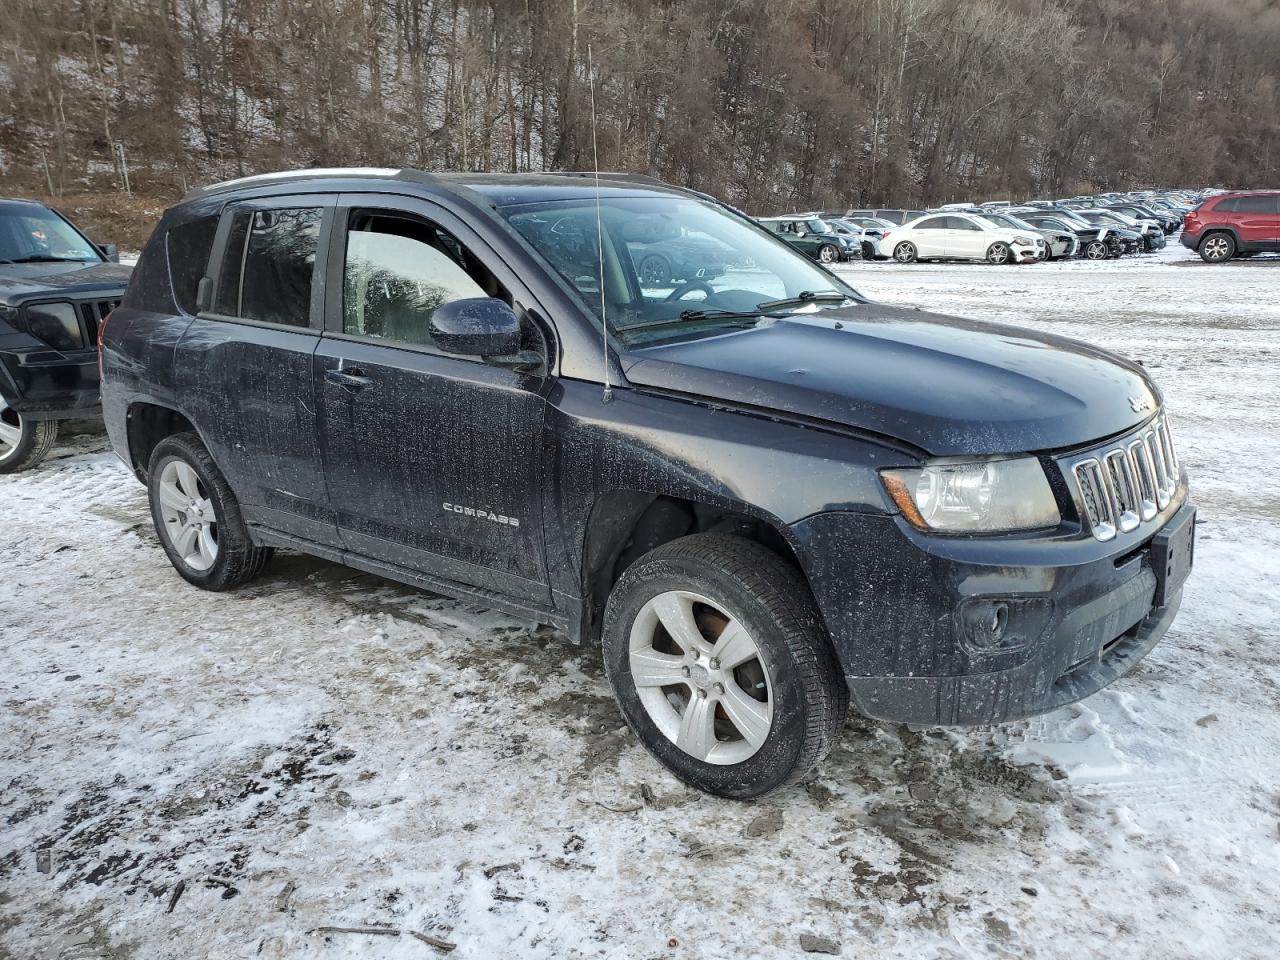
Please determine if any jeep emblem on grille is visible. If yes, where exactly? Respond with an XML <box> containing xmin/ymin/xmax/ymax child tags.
<box><xmin>1128</xmin><ymin>395</ymin><xmax>1152</xmax><ymax>413</ymax></box>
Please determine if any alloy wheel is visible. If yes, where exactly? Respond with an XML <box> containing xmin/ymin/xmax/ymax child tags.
<box><xmin>0</xmin><ymin>397</ymin><xmax>21</xmax><ymax>461</ymax></box>
<box><xmin>1086</xmin><ymin>240</ymin><xmax>1107</xmax><ymax>260</ymax></box>
<box><xmin>894</xmin><ymin>242</ymin><xmax>916</xmax><ymax>264</ymax></box>
<box><xmin>1202</xmin><ymin>236</ymin><xmax>1231</xmax><ymax>261</ymax></box>
<box><xmin>639</xmin><ymin>256</ymin><xmax>670</xmax><ymax>285</ymax></box>
<box><xmin>628</xmin><ymin>590</ymin><xmax>774</xmax><ymax>765</ymax></box>
<box><xmin>987</xmin><ymin>243</ymin><xmax>1010</xmax><ymax>264</ymax></box>
<box><xmin>819</xmin><ymin>244</ymin><xmax>837</xmax><ymax>263</ymax></box>
<box><xmin>156</xmin><ymin>459</ymin><xmax>220</xmax><ymax>571</ymax></box>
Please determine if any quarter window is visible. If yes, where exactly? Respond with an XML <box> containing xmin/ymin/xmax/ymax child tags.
<box><xmin>342</xmin><ymin>212</ymin><xmax>503</xmax><ymax>349</ymax></box>
<box><xmin>213</xmin><ymin>207</ymin><xmax>322</xmax><ymax>327</ymax></box>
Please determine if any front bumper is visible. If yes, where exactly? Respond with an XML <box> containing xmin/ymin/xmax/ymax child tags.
<box><xmin>790</xmin><ymin>499</ymin><xmax>1194</xmax><ymax>726</ymax></box>
<box><xmin>0</xmin><ymin>348</ymin><xmax>102</xmax><ymax>420</ymax></box>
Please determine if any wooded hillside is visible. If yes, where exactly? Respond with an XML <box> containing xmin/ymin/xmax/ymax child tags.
<box><xmin>3</xmin><ymin>0</ymin><xmax>1278</xmax><ymax>216</ymax></box>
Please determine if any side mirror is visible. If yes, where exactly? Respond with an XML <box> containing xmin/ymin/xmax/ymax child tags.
<box><xmin>430</xmin><ymin>297</ymin><xmax>521</xmax><ymax>357</ymax></box>
<box><xmin>98</xmin><ymin>243</ymin><xmax>120</xmax><ymax>262</ymax></box>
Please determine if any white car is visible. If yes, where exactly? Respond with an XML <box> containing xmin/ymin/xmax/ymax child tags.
<box><xmin>877</xmin><ymin>212</ymin><xmax>1045</xmax><ymax>264</ymax></box>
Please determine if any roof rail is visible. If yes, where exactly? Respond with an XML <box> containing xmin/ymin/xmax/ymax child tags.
<box><xmin>182</xmin><ymin>167</ymin><xmax>439</xmax><ymax>202</ymax></box>
<box><xmin>549</xmin><ymin>171</ymin><xmax>670</xmax><ymax>185</ymax></box>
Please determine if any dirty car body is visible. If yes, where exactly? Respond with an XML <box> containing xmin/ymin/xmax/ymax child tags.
<box><xmin>101</xmin><ymin>169</ymin><xmax>1193</xmax><ymax>793</ymax></box>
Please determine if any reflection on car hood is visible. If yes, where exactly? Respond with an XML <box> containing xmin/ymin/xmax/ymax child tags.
<box><xmin>621</xmin><ymin>304</ymin><xmax>1159</xmax><ymax>456</ymax></box>
<box><xmin>0</xmin><ymin>261</ymin><xmax>132</xmax><ymax>304</ymax></box>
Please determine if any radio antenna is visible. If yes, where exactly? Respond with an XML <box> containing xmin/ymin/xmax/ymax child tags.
<box><xmin>588</xmin><ymin>42</ymin><xmax>612</xmax><ymax>403</ymax></box>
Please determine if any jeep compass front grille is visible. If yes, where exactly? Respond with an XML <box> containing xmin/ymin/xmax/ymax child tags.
<box><xmin>1071</xmin><ymin>416</ymin><xmax>1179</xmax><ymax>542</ymax></box>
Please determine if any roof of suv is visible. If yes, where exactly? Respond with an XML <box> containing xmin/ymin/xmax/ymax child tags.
<box><xmin>182</xmin><ymin>168</ymin><xmax>693</xmax><ymax>205</ymax></box>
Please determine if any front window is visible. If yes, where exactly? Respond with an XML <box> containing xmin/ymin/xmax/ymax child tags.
<box><xmin>0</xmin><ymin>204</ymin><xmax>101</xmax><ymax>263</ymax></box>
<box><xmin>342</xmin><ymin>211</ymin><xmax>504</xmax><ymax>350</ymax></box>
<box><xmin>500</xmin><ymin>196</ymin><xmax>857</xmax><ymax>342</ymax></box>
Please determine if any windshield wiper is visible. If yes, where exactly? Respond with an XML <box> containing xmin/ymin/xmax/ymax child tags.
<box><xmin>622</xmin><ymin>309</ymin><xmax>764</xmax><ymax>334</ymax></box>
<box><xmin>754</xmin><ymin>291</ymin><xmax>851</xmax><ymax>312</ymax></box>
<box><xmin>9</xmin><ymin>255</ymin><xmax>94</xmax><ymax>264</ymax></box>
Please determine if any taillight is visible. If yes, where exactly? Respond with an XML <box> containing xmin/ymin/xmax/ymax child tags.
<box><xmin>97</xmin><ymin>310</ymin><xmax>112</xmax><ymax>380</ymax></box>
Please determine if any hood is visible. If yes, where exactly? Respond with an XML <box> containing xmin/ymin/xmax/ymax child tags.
<box><xmin>0</xmin><ymin>261</ymin><xmax>133</xmax><ymax>304</ymax></box>
<box><xmin>621</xmin><ymin>304</ymin><xmax>1159</xmax><ymax>456</ymax></box>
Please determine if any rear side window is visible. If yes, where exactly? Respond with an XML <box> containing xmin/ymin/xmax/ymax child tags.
<box><xmin>167</xmin><ymin>215</ymin><xmax>219</xmax><ymax>315</ymax></box>
<box><xmin>915</xmin><ymin>217</ymin><xmax>947</xmax><ymax>230</ymax></box>
<box><xmin>214</xmin><ymin>207</ymin><xmax>323</xmax><ymax>327</ymax></box>
<box><xmin>1213</xmin><ymin>197</ymin><xmax>1240</xmax><ymax>213</ymax></box>
<box><xmin>1233</xmin><ymin>195</ymin><xmax>1278</xmax><ymax>213</ymax></box>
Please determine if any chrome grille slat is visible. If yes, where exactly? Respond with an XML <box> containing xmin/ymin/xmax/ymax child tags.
<box><xmin>1067</xmin><ymin>414</ymin><xmax>1180</xmax><ymax>542</ymax></box>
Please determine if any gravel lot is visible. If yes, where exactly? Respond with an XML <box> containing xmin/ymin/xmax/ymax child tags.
<box><xmin>3</xmin><ymin>245</ymin><xmax>1278</xmax><ymax>960</ymax></box>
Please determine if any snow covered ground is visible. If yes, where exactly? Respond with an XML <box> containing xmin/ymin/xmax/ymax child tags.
<box><xmin>3</xmin><ymin>245</ymin><xmax>1278</xmax><ymax>959</ymax></box>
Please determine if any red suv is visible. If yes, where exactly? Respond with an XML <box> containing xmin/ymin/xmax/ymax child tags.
<box><xmin>1181</xmin><ymin>191</ymin><xmax>1280</xmax><ymax>262</ymax></box>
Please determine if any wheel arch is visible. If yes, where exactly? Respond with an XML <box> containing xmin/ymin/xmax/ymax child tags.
<box><xmin>125</xmin><ymin>401</ymin><xmax>198</xmax><ymax>482</ymax></box>
<box><xmin>578</xmin><ymin>490</ymin><xmax>807</xmax><ymax>643</ymax></box>
<box><xmin>1197</xmin><ymin>225</ymin><xmax>1241</xmax><ymax>248</ymax></box>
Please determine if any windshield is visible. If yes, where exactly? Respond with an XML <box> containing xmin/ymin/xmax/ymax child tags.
<box><xmin>500</xmin><ymin>196</ymin><xmax>856</xmax><ymax>342</ymax></box>
<box><xmin>0</xmin><ymin>205</ymin><xmax>102</xmax><ymax>263</ymax></box>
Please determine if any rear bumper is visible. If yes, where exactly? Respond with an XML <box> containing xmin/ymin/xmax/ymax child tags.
<box><xmin>790</xmin><ymin>499</ymin><xmax>1194</xmax><ymax>726</ymax></box>
<box><xmin>0</xmin><ymin>349</ymin><xmax>101</xmax><ymax>420</ymax></box>
<box><xmin>1180</xmin><ymin>230</ymin><xmax>1200</xmax><ymax>250</ymax></box>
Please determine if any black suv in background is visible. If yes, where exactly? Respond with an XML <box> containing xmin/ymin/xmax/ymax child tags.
<box><xmin>101</xmin><ymin>170</ymin><xmax>1194</xmax><ymax>798</ymax></box>
<box><xmin>0</xmin><ymin>199</ymin><xmax>129</xmax><ymax>472</ymax></box>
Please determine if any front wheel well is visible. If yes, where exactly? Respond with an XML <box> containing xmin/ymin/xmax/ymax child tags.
<box><xmin>580</xmin><ymin>492</ymin><xmax>804</xmax><ymax>642</ymax></box>
<box><xmin>126</xmin><ymin>402</ymin><xmax>196</xmax><ymax>481</ymax></box>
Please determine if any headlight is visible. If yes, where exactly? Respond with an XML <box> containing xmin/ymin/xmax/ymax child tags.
<box><xmin>0</xmin><ymin>304</ymin><xmax>21</xmax><ymax>331</ymax></box>
<box><xmin>881</xmin><ymin>459</ymin><xmax>1060</xmax><ymax>533</ymax></box>
<box><xmin>1013</xmin><ymin>235</ymin><xmax>1035</xmax><ymax>245</ymax></box>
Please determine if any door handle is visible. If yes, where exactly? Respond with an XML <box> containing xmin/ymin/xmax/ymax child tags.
<box><xmin>325</xmin><ymin>367</ymin><xmax>372</xmax><ymax>390</ymax></box>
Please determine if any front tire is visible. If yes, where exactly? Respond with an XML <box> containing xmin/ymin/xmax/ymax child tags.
<box><xmin>0</xmin><ymin>399</ymin><xmax>57</xmax><ymax>474</ymax></box>
<box><xmin>1199</xmin><ymin>232</ymin><xmax>1235</xmax><ymax>263</ymax></box>
<box><xmin>817</xmin><ymin>244</ymin><xmax>839</xmax><ymax>264</ymax></box>
<box><xmin>147</xmin><ymin>432</ymin><xmax>273</xmax><ymax>590</ymax></box>
<box><xmin>602</xmin><ymin>534</ymin><xmax>848</xmax><ymax>799</ymax></box>
<box><xmin>1084</xmin><ymin>239</ymin><xmax>1108</xmax><ymax>261</ymax></box>
<box><xmin>986</xmin><ymin>242</ymin><xmax>1011</xmax><ymax>265</ymax></box>
<box><xmin>893</xmin><ymin>241</ymin><xmax>917</xmax><ymax>264</ymax></box>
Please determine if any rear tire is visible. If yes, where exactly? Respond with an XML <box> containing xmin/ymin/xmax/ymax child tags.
<box><xmin>147</xmin><ymin>432</ymin><xmax>273</xmax><ymax>590</ymax></box>
<box><xmin>893</xmin><ymin>242</ymin><xmax>917</xmax><ymax>264</ymax></box>
<box><xmin>0</xmin><ymin>401</ymin><xmax>57</xmax><ymax>474</ymax></box>
<box><xmin>1199</xmin><ymin>232</ymin><xmax>1235</xmax><ymax>263</ymax></box>
<box><xmin>602</xmin><ymin>534</ymin><xmax>848</xmax><ymax>799</ymax></box>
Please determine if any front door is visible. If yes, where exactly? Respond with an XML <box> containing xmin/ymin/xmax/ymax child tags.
<box><xmin>945</xmin><ymin>216</ymin><xmax>988</xmax><ymax>259</ymax></box>
<box><xmin>314</xmin><ymin>194</ymin><xmax>552</xmax><ymax>605</ymax></box>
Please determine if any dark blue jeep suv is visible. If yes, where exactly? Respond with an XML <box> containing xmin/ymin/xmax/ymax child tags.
<box><xmin>100</xmin><ymin>169</ymin><xmax>1195</xmax><ymax>797</ymax></box>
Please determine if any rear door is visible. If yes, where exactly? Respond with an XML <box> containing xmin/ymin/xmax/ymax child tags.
<box><xmin>1234</xmin><ymin>195</ymin><xmax>1280</xmax><ymax>248</ymax></box>
<box><xmin>313</xmin><ymin>193</ymin><xmax>553</xmax><ymax>605</ymax></box>
<box><xmin>178</xmin><ymin>195</ymin><xmax>339</xmax><ymax>545</ymax></box>
<box><xmin>908</xmin><ymin>216</ymin><xmax>950</xmax><ymax>257</ymax></box>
